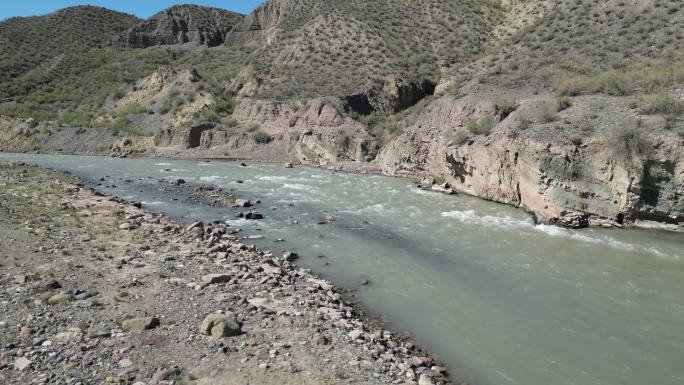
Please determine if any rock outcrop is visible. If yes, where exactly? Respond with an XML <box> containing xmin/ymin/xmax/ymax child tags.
<box><xmin>378</xmin><ymin>95</ymin><xmax>684</xmax><ymax>227</ymax></box>
<box><xmin>224</xmin><ymin>0</ymin><xmax>286</xmax><ymax>44</ymax></box>
<box><xmin>117</xmin><ymin>5</ymin><xmax>244</xmax><ymax>48</ymax></box>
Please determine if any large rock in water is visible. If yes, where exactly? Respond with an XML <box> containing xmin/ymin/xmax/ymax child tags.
<box><xmin>199</xmin><ymin>313</ymin><xmax>241</xmax><ymax>339</ymax></box>
<box><xmin>116</xmin><ymin>5</ymin><xmax>244</xmax><ymax>48</ymax></box>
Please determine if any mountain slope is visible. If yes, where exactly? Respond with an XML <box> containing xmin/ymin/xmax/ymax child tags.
<box><xmin>0</xmin><ymin>6</ymin><xmax>140</xmax><ymax>88</ymax></box>
<box><xmin>231</xmin><ymin>0</ymin><xmax>504</xmax><ymax>113</ymax></box>
<box><xmin>460</xmin><ymin>0</ymin><xmax>684</xmax><ymax>94</ymax></box>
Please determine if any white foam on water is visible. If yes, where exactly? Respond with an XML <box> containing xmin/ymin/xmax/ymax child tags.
<box><xmin>155</xmin><ymin>163</ymin><xmax>173</xmax><ymax>166</ymax></box>
<box><xmin>257</xmin><ymin>175</ymin><xmax>312</xmax><ymax>184</ymax></box>
<box><xmin>282</xmin><ymin>183</ymin><xmax>311</xmax><ymax>191</ymax></box>
<box><xmin>441</xmin><ymin>210</ymin><xmax>534</xmax><ymax>230</ymax></box>
<box><xmin>409</xmin><ymin>185</ymin><xmax>448</xmax><ymax>197</ymax></box>
<box><xmin>199</xmin><ymin>175</ymin><xmax>223</xmax><ymax>182</ymax></box>
<box><xmin>441</xmin><ymin>210</ymin><xmax>674</xmax><ymax>258</ymax></box>
<box><xmin>142</xmin><ymin>201</ymin><xmax>166</xmax><ymax>205</ymax></box>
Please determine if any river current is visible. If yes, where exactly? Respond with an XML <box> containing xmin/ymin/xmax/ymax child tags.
<box><xmin>2</xmin><ymin>153</ymin><xmax>683</xmax><ymax>385</ymax></box>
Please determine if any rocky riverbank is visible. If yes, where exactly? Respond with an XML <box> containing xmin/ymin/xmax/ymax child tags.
<box><xmin>0</xmin><ymin>161</ymin><xmax>453</xmax><ymax>385</ymax></box>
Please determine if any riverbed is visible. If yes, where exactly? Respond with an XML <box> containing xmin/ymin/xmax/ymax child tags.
<box><xmin>2</xmin><ymin>153</ymin><xmax>683</xmax><ymax>385</ymax></box>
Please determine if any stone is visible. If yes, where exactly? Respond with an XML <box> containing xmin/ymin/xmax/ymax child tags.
<box><xmin>19</xmin><ymin>327</ymin><xmax>34</xmax><ymax>338</ymax></box>
<box><xmin>14</xmin><ymin>275</ymin><xmax>26</xmax><ymax>284</ymax></box>
<box><xmin>119</xmin><ymin>223</ymin><xmax>132</xmax><ymax>230</ymax></box>
<box><xmin>152</xmin><ymin>368</ymin><xmax>181</xmax><ymax>382</ymax></box>
<box><xmin>312</xmin><ymin>335</ymin><xmax>328</xmax><ymax>346</ymax></box>
<box><xmin>418</xmin><ymin>374</ymin><xmax>435</xmax><ymax>385</ymax></box>
<box><xmin>54</xmin><ymin>331</ymin><xmax>82</xmax><ymax>341</ymax></box>
<box><xmin>48</xmin><ymin>293</ymin><xmax>73</xmax><ymax>304</ymax></box>
<box><xmin>201</xmin><ymin>273</ymin><xmax>231</xmax><ymax>285</ymax></box>
<box><xmin>184</xmin><ymin>221</ymin><xmax>203</xmax><ymax>232</ymax></box>
<box><xmin>44</xmin><ymin>280</ymin><xmax>62</xmax><ymax>290</ymax></box>
<box><xmin>283</xmin><ymin>251</ymin><xmax>299</xmax><ymax>261</ymax></box>
<box><xmin>121</xmin><ymin>317</ymin><xmax>160</xmax><ymax>332</ymax></box>
<box><xmin>559</xmin><ymin>211</ymin><xmax>589</xmax><ymax>228</ymax></box>
<box><xmin>409</xmin><ymin>356</ymin><xmax>424</xmax><ymax>367</ymax></box>
<box><xmin>244</xmin><ymin>212</ymin><xmax>263</xmax><ymax>220</ymax></box>
<box><xmin>14</xmin><ymin>357</ymin><xmax>31</xmax><ymax>370</ymax></box>
<box><xmin>199</xmin><ymin>313</ymin><xmax>241</xmax><ymax>339</ymax></box>
<box><xmin>234</xmin><ymin>199</ymin><xmax>252</xmax><ymax>207</ymax></box>
<box><xmin>284</xmin><ymin>162</ymin><xmax>294</xmax><ymax>168</ymax></box>
<box><xmin>118</xmin><ymin>358</ymin><xmax>133</xmax><ymax>367</ymax></box>
<box><xmin>348</xmin><ymin>329</ymin><xmax>363</xmax><ymax>340</ymax></box>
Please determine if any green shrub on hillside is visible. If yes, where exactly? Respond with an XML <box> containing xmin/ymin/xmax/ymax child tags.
<box><xmin>251</xmin><ymin>130</ymin><xmax>270</xmax><ymax>144</ymax></box>
<box><xmin>637</xmin><ymin>93</ymin><xmax>684</xmax><ymax>116</ymax></box>
<box><xmin>493</xmin><ymin>98</ymin><xmax>517</xmax><ymax>119</ymax></box>
<box><xmin>605</xmin><ymin>123</ymin><xmax>653</xmax><ymax>161</ymax></box>
<box><xmin>466</xmin><ymin>114</ymin><xmax>495</xmax><ymax>135</ymax></box>
<box><xmin>452</xmin><ymin>130</ymin><xmax>471</xmax><ymax>144</ymax></box>
<box><xmin>556</xmin><ymin>96</ymin><xmax>572</xmax><ymax>111</ymax></box>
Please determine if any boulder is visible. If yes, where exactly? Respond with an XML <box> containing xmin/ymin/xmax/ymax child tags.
<box><xmin>121</xmin><ymin>317</ymin><xmax>160</xmax><ymax>332</ymax></box>
<box><xmin>244</xmin><ymin>212</ymin><xmax>263</xmax><ymax>220</ymax></box>
<box><xmin>184</xmin><ymin>221</ymin><xmax>203</xmax><ymax>232</ymax></box>
<box><xmin>431</xmin><ymin>182</ymin><xmax>456</xmax><ymax>195</ymax></box>
<box><xmin>199</xmin><ymin>313</ymin><xmax>241</xmax><ymax>339</ymax></box>
<box><xmin>418</xmin><ymin>374</ymin><xmax>435</xmax><ymax>385</ymax></box>
<box><xmin>348</xmin><ymin>329</ymin><xmax>363</xmax><ymax>340</ymax></box>
<box><xmin>559</xmin><ymin>211</ymin><xmax>589</xmax><ymax>228</ymax></box>
<box><xmin>48</xmin><ymin>294</ymin><xmax>73</xmax><ymax>304</ymax></box>
<box><xmin>201</xmin><ymin>273</ymin><xmax>232</xmax><ymax>285</ymax></box>
<box><xmin>14</xmin><ymin>357</ymin><xmax>31</xmax><ymax>371</ymax></box>
<box><xmin>234</xmin><ymin>199</ymin><xmax>252</xmax><ymax>207</ymax></box>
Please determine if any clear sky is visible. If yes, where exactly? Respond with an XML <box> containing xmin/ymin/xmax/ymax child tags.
<box><xmin>0</xmin><ymin>1</ymin><xmax>265</xmax><ymax>21</ymax></box>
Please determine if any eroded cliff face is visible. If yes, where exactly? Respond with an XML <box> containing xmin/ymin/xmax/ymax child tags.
<box><xmin>117</xmin><ymin>5</ymin><xmax>244</xmax><ymax>48</ymax></box>
<box><xmin>378</xmin><ymin>96</ymin><xmax>684</xmax><ymax>227</ymax></box>
<box><xmin>231</xmin><ymin>97</ymin><xmax>378</xmax><ymax>163</ymax></box>
<box><xmin>147</xmin><ymin>97</ymin><xmax>378</xmax><ymax>163</ymax></box>
<box><xmin>224</xmin><ymin>0</ymin><xmax>286</xmax><ymax>45</ymax></box>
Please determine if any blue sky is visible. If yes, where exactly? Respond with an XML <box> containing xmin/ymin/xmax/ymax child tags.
<box><xmin>0</xmin><ymin>1</ymin><xmax>265</xmax><ymax>21</ymax></box>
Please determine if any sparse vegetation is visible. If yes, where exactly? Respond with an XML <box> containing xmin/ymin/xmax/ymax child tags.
<box><xmin>452</xmin><ymin>130</ymin><xmax>471</xmax><ymax>145</ymax></box>
<box><xmin>605</xmin><ymin>122</ymin><xmax>653</xmax><ymax>161</ymax></box>
<box><xmin>251</xmin><ymin>130</ymin><xmax>271</xmax><ymax>144</ymax></box>
<box><xmin>466</xmin><ymin>115</ymin><xmax>496</xmax><ymax>135</ymax></box>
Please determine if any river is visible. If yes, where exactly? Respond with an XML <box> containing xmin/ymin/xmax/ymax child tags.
<box><xmin>2</xmin><ymin>153</ymin><xmax>683</xmax><ymax>385</ymax></box>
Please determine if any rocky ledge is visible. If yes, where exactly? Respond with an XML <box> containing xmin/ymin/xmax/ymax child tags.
<box><xmin>0</xmin><ymin>161</ymin><xmax>453</xmax><ymax>385</ymax></box>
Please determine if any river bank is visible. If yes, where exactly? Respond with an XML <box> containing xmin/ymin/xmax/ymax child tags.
<box><xmin>0</xmin><ymin>161</ymin><xmax>452</xmax><ymax>385</ymax></box>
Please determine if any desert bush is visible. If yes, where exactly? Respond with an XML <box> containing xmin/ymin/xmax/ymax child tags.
<box><xmin>335</xmin><ymin>132</ymin><xmax>351</xmax><ymax>150</ymax></box>
<box><xmin>637</xmin><ymin>93</ymin><xmax>684</xmax><ymax>116</ymax></box>
<box><xmin>554</xmin><ymin>77</ymin><xmax>589</xmax><ymax>96</ymax></box>
<box><xmin>556</xmin><ymin>96</ymin><xmax>572</xmax><ymax>111</ymax></box>
<box><xmin>251</xmin><ymin>130</ymin><xmax>271</xmax><ymax>144</ymax></box>
<box><xmin>493</xmin><ymin>98</ymin><xmax>517</xmax><ymax>119</ymax></box>
<box><xmin>538</xmin><ymin>103</ymin><xmax>557</xmax><ymax>123</ymax></box>
<box><xmin>604</xmin><ymin>123</ymin><xmax>653</xmax><ymax>161</ymax></box>
<box><xmin>452</xmin><ymin>130</ymin><xmax>470</xmax><ymax>144</ymax></box>
<box><xmin>466</xmin><ymin>114</ymin><xmax>495</xmax><ymax>135</ymax></box>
